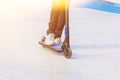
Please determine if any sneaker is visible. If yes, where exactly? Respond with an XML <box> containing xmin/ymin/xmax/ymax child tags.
<box><xmin>44</xmin><ymin>33</ymin><xmax>55</xmax><ymax>45</ymax></box>
<box><xmin>54</xmin><ymin>37</ymin><xmax>62</xmax><ymax>46</ymax></box>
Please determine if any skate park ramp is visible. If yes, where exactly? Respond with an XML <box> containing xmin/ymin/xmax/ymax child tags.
<box><xmin>0</xmin><ymin>0</ymin><xmax>120</xmax><ymax>80</ymax></box>
<box><xmin>75</xmin><ymin>0</ymin><xmax>120</xmax><ymax>14</ymax></box>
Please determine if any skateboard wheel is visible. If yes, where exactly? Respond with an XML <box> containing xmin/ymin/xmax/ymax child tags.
<box><xmin>64</xmin><ymin>47</ymin><xmax>72</xmax><ymax>59</ymax></box>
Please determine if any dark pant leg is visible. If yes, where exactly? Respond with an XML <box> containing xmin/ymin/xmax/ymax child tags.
<box><xmin>47</xmin><ymin>0</ymin><xmax>66</xmax><ymax>37</ymax></box>
<box><xmin>47</xmin><ymin>5</ymin><xmax>59</xmax><ymax>35</ymax></box>
<box><xmin>55</xmin><ymin>10</ymin><xmax>65</xmax><ymax>38</ymax></box>
<box><xmin>55</xmin><ymin>1</ymin><xmax>66</xmax><ymax>38</ymax></box>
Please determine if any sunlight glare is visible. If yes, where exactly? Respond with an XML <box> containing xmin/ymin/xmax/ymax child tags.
<box><xmin>71</xmin><ymin>0</ymin><xmax>89</xmax><ymax>6</ymax></box>
<box><xmin>0</xmin><ymin>0</ymin><xmax>89</xmax><ymax>6</ymax></box>
<box><xmin>0</xmin><ymin>0</ymin><xmax>51</xmax><ymax>6</ymax></box>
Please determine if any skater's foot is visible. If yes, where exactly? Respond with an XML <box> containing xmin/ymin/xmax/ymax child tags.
<box><xmin>54</xmin><ymin>37</ymin><xmax>62</xmax><ymax>46</ymax></box>
<box><xmin>44</xmin><ymin>33</ymin><xmax>55</xmax><ymax>46</ymax></box>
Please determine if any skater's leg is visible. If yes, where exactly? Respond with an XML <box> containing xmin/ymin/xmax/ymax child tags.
<box><xmin>47</xmin><ymin>1</ymin><xmax>60</xmax><ymax>35</ymax></box>
<box><xmin>44</xmin><ymin>0</ymin><xmax>65</xmax><ymax>45</ymax></box>
<box><xmin>54</xmin><ymin>10</ymin><xmax>65</xmax><ymax>45</ymax></box>
<box><xmin>54</xmin><ymin>0</ymin><xmax>66</xmax><ymax>38</ymax></box>
<box><xmin>54</xmin><ymin>9</ymin><xmax>65</xmax><ymax>38</ymax></box>
<box><xmin>54</xmin><ymin>0</ymin><xmax>66</xmax><ymax>45</ymax></box>
<box><xmin>44</xmin><ymin>1</ymin><xmax>60</xmax><ymax>45</ymax></box>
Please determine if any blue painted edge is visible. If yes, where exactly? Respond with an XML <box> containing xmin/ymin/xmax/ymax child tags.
<box><xmin>76</xmin><ymin>0</ymin><xmax>120</xmax><ymax>14</ymax></box>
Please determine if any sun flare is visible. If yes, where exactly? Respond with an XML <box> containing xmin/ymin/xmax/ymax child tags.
<box><xmin>0</xmin><ymin>0</ymin><xmax>51</xmax><ymax>5</ymax></box>
<box><xmin>0</xmin><ymin>0</ymin><xmax>12</xmax><ymax>3</ymax></box>
<box><xmin>0</xmin><ymin>0</ymin><xmax>87</xmax><ymax>6</ymax></box>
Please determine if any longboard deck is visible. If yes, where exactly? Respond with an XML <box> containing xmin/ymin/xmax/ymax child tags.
<box><xmin>38</xmin><ymin>41</ymin><xmax>63</xmax><ymax>52</ymax></box>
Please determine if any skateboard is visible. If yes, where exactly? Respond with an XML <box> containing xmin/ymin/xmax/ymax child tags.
<box><xmin>38</xmin><ymin>41</ymin><xmax>63</xmax><ymax>52</ymax></box>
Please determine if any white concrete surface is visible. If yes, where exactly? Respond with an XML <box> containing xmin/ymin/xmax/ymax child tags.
<box><xmin>0</xmin><ymin>4</ymin><xmax>120</xmax><ymax>80</ymax></box>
